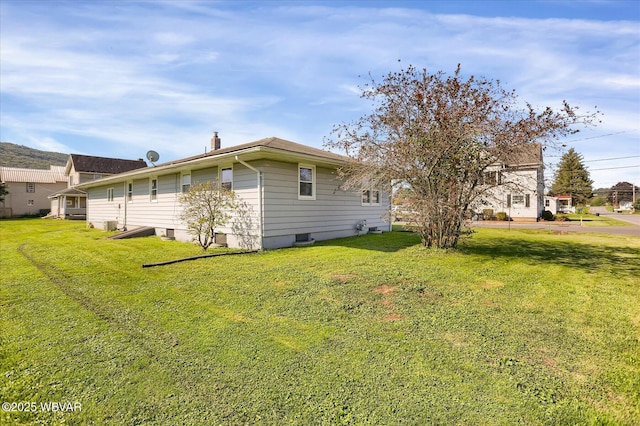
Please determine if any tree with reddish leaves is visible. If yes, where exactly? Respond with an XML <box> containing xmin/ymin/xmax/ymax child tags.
<box><xmin>325</xmin><ymin>65</ymin><xmax>599</xmax><ymax>249</ymax></box>
<box><xmin>608</xmin><ymin>181</ymin><xmax>636</xmax><ymax>206</ymax></box>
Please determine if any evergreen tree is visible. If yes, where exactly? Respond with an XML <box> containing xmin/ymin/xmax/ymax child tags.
<box><xmin>549</xmin><ymin>148</ymin><xmax>593</xmax><ymax>205</ymax></box>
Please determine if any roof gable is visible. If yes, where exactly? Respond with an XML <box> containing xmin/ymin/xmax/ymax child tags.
<box><xmin>68</xmin><ymin>154</ymin><xmax>147</xmax><ymax>174</ymax></box>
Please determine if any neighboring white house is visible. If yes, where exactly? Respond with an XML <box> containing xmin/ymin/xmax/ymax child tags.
<box><xmin>48</xmin><ymin>154</ymin><xmax>148</xmax><ymax>219</ymax></box>
<box><xmin>76</xmin><ymin>137</ymin><xmax>391</xmax><ymax>249</ymax></box>
<box><xmin>544</xmin><ymin>195</ymin><xmax>574</xmax><ymax>214</ymax></box>
<box><xmin>0</xmin><ymin>165</ymin><xmax>67</xmax><ymax>217</ymax></box>
<box><xmin>472</xmin><ymin>143</ymin><xmax>545</xmax><ymax>221</ymax></box>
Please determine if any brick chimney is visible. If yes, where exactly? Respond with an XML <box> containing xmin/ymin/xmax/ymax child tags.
<box><xmin>211</xmin><ymin>132</ymin><xmax>221</xmax><ymax>151</ymax></box>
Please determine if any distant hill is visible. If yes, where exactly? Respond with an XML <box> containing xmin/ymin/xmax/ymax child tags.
<box><xmin>0</xmin><ymin>142</ymin><xmax>68</xmax><ymax>169</ymax></box>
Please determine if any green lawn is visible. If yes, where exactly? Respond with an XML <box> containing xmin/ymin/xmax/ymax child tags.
<box><xmin>557</xmin><ymin>213</ymin><xmax>632</xmax><ymax>227</ymax></box>
<box><xmin>1</xmin><ymin>219</ymin><xmax>639</xmax><ymax>425</ymax></box>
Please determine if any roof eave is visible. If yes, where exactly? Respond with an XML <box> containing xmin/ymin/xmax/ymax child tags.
<box><xmin>76</xmin><ymin>145</ymin><xmax>345</xmax><ymax>189</ymax></box>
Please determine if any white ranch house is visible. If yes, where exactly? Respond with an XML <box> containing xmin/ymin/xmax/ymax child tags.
<box><xmin>76</xmin><ymin>137</ymin><xmax>391</xmax><ymax>249</ymax></box>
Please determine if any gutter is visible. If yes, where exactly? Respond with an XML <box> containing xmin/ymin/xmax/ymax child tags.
<box><xmin>235</xmin><ymin>155</ymin><xmax>264</xmax><ymax>250</ymax></box>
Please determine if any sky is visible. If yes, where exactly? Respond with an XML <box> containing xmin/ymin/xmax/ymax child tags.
<box><xmin>1</xmin><ymin>0</ymin><xmax>639</xmax><ymax>189</ymax></box>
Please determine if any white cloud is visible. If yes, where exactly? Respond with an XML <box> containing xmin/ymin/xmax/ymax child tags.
<box><xmin>1</xmin><ymin>1</ymin><xmax>638</xmax><ymax>186</ymax></box>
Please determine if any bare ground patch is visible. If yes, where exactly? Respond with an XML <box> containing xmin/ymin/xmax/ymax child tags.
<box><xmin>374</xmin><ymin>285</ymin><xmax>405</xmax><ymax>321</ymax></box>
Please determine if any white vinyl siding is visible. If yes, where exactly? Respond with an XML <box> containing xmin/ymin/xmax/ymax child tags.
<box><xmin>84</xmin><ymin>158</ymin><xmax>390</xmax><ymax>250</ymax></box>
<box><xmin>262</xmin><ymin>160</ymin><xmax>390</xmax><ymax>248</ymax></box>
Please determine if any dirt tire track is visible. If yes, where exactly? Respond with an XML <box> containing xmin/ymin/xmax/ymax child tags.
<box><xmin>17</xmin><ymin>243</ymin><xmax>179</xmax><ymax>348</ymax></box>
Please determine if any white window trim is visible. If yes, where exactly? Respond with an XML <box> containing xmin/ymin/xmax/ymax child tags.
<box><xmin>362</xmin><ymin>189</ymin><xmax>381</xmax><ymax>206</ymax></box>
<box><xmin>220</xmin><ymin>165</ymin><xmax>233</xmax><ymax>191</ymax></box>
<box><xmin>107</xmin><ymin>187</ymin><xmax>114</xmax><ymax>202</ymax></box>
<box><xmin>298</xmin><ymin>164</ymin><xmax>316</xmax><ymax>200</ymax></box>
<box><xmin>150</xmin><ymin>177</ymin><xmax>158</xmax><ymax>202</ymax></box>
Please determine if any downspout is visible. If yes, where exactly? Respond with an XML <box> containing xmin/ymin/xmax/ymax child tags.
<box><xmin>123</xmin><ymin>181</ymin><xmax>127</xmax><ymax>231</ymax></box>
<box><xmin>235</xmin><ymin>156</ymin><xmax>264</xmax><ymax>250</ymax></box>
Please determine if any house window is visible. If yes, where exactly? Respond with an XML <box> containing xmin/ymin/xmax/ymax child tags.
<box><xmin>362</xmin><ymin>189</ymin><xmax>380</xmax><ymax>205</ymax></box>
<box><xmin>127</xmin><ymin>181</ymin><xmax>133</xmax><ymax>202</ymax></box>
<box><xmin>181</xmin><ymin>173</ymin><xmax>191</xmax><ymax>193</ymax></box>
<box><xmin>27</xmin><ymin>200</ymin><xmax>34</xmax><ymax>206</ymax></box>
<box><xmin>26</xmin><ymin>182</ymin><xmax>35</xmax><ymax>193</ymax></box>
<box><xmin>298</xmin><ymin>164</ymin><xmax>315</xmax><ymax>200</ymax></box>
<box><xmin>107</xmin><ymin>188</ymin><xmax>114</xmax><ymax>202</ymax></box>
<box><xmin>362</xmin><ymin>190</ymin><xmax>371</xmax><ymax>204</ymax></box>
<box><xmin>361</xmin><ymin>179</ymin><xmax>380</xmax><ymax>206</ymax></box>
<box><xmin>545</xmin><ymin>199</ymin><xmax>550</xmax><ymax>207</ymax></box>
<box><xmin>150</xmin><ymin>178</ymin><xmax>158</xmax><ymax>201</ymax></box>
<box><xmin>93</xmin><ymin>174</ymin><xmax>102</xmax><ymax>180</ymax></box>
<box><xmin>221</xmin><ymin>167</ymin><xmax>233</xmax><ymax>191</ymax></box>
<box><xmin>509</xmin><ymin>194</ymin><xmax>530</xmax><ymax>208</ymax></box>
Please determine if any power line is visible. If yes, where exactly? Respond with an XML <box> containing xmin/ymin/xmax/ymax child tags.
<box><xmin>588</xmin><ymin>165</ymin><xmax>640</xmax><ymax>171</ymax></box>
<box><xmin>563</xmin><ymin>131</ymin><xmax>631</xmax><ymax>143</ymax></box>
<box><xmin>584</xmin><ymin>155</ymin><xmax>640</xmax><ymax>163</ymax></box>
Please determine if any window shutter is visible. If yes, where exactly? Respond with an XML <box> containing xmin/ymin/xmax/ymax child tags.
<box><xmin>525</xmin><ymin>194</ymin><xmax>530</xmax><ymax>208</ymax></box>
<box><xmin>507</xmin><ymin>194</ymin><xmax>511</xmax><ymax>208</ymax></box>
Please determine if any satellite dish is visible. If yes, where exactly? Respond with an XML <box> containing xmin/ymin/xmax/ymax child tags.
<box><xmin>146</xmin><ymin>150</ymin><xmax>160</xmax><ymax>165</ymax></box>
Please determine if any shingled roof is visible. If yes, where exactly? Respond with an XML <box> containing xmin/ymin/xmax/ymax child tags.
<box><xmin>495</xmin><ymin>143</ymin><xmax>543</xmax><ymax>167</ymax></box>
<box><xmin>66</xmin><ymin>154</ymin><xmax>147</xmax><ymax>175</ymax></box>
<box><xmin>155</xmin><ymin>136</ymin><xmax>346</xmax><ymax>167</ymax></box>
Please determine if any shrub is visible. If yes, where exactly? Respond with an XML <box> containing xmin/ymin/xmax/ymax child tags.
<box><xmin>482</xmin><ymin>209</ymin><xmax>494</xmax><ymax>220</ymax></box>
<box><xmin>541</xmin><ymin>210</ymin><xmax>554</xmax><ymax>221</ymax></box>
<box><xmin>496</xmin><ymin>212</ymin><xmax>508</xmax><ymax>221</ymax></box>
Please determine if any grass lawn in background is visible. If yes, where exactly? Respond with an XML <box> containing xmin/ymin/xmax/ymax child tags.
<box><xmin>1</xmin><ymin>219</ymin><xmax>639</xmax><ymax>424</ymax></box>
<box><xmin>557</xmin><ymin>213</ymin><xmax>632</xmax><ymax>227</ymax></box>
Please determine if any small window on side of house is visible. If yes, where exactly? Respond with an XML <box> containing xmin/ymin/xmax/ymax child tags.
<box><xmin>372</xmin><ymin>189</ymin><xmax>380</xmax><ymax>205</ymax></box>
<box><xmin>127</xmin><ymin>181</ymin><xmax>133</xmax><ymax>202</ymax></box>
<box><xmin>26</xmin><ymin>182</ymin><xmax>35</xmax><ymax>193</ymax></box>
<box><xmin>298</xmin><ymin>164</ymin><xmax>315</xmax><ymax>200</ymax></box>
<box><xmin>221</xmin><ymin>167</ymin><xmax>233</xmax><ymax>191</ymax></box>
<box><xmin>107</xmin><ymin>188</ymin><xmax>114</xmax><ymax>202</ymax></box>
<box><xmin>361</xmin><ymin>185</ymin><xmax>380</xmax><ymax>206</ymax></box>
<box><xmin>27</xmin><ymin>200</ymin><xmax>34</xmax><ymax>206</ymax></box>
<box><xmin>181</xmin><ymin>173</ymin><xmax>191</xmax><ymax>193</ymax></box>
<box><xmin>362</xmin><ymin>190</ymin><xmax>371</xmax><ymax>204</ymax></box>
<box><xmin>150</xmin><ymin>178</ymin><xmax>158</xmax><ymax>202</ymax></box>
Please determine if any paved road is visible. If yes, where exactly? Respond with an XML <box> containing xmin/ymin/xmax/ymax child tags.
<box><xmin>590</xmin><ymin>206</ymin><xmax>640</xmax><ymax>226</ymax></box>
